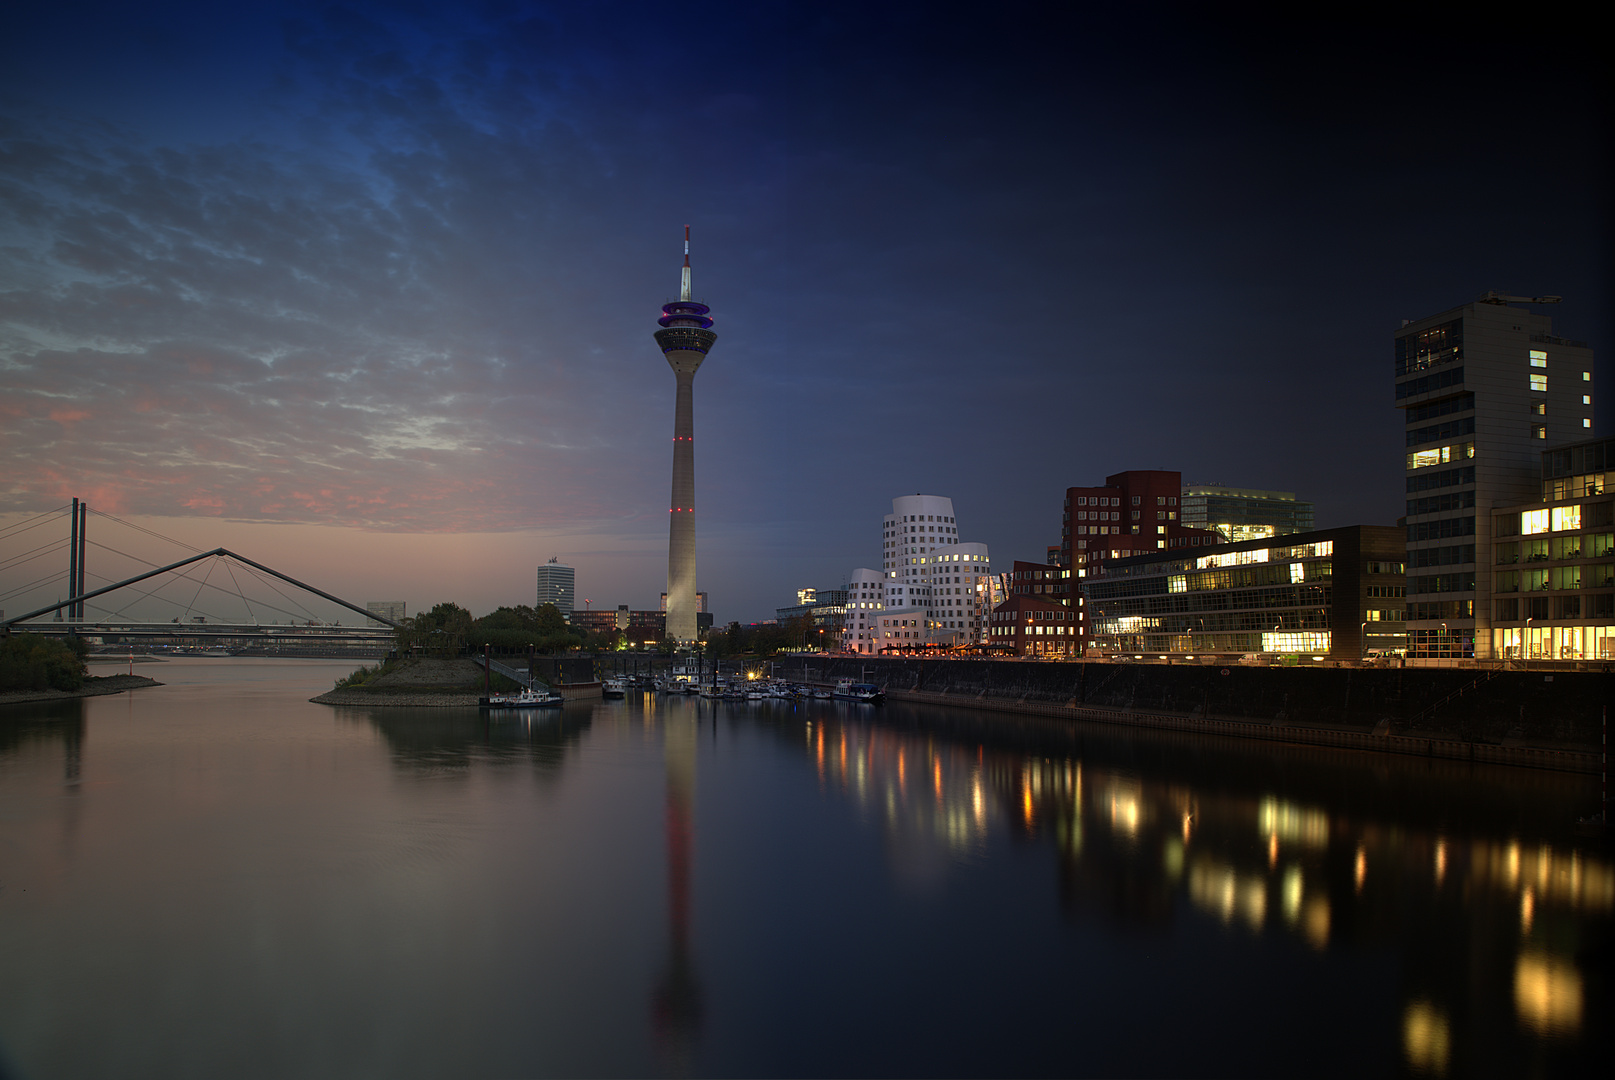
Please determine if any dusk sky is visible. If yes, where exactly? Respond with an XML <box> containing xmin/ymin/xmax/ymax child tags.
<box><xmin>2</xmin><ymin>2</ymin><xmax>1608</xmax><ymax>625</ymax></box>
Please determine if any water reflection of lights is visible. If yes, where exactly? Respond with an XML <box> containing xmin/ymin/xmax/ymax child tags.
<box><xmin>1520</xmin><ymin>887</ymin><xmax>1534</xmax><ymax>933</ymax></box>
<box><xmin>1282</xmin><ymin>864</ymin><xmax>1303</xmax><ymax>923</ymax></box>
<box><xmin>1514</xmin><ymin>950</ymin><xmax>1583</xmax><ymax>1035</ymax></box>
<box><xmin>1434</xmin><ymin>838</ymin><xmax>1447</xmax><ymax>885</ymax></box>
<box><xmin>1403</xmin><ymin>999</ymin><xmax>1450</xmax><ymax>1075</ymax></box>
<box><xmin>1471</xmin><ymin>838</ymin><xmax>1614</xmax><ymax>912</ymax></box>
<box><xmin>1354</xmin><ymin>846</ymin><xmax>1367</xmax><ymax>892</ymax></box>
<box><xmin>1187</xmin><ymin>857</ymin><xmax>1265</xmax><ymax>932</ymax></box>
<box><xmin>1258</xmin><ymin>796</ymin><xmax>1328</xmax><ymax>848</ymax></box>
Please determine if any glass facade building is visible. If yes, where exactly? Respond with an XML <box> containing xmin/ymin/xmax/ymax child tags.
<box><xmin>1082</xmin><ymin>526</ymin><xmax>1406</xmax><ymax>660</ymax></box>
<box><xmin>1179</xmin><ymin>485</ymin><xmax>1315</xmax><ymax>544</ymax></box>
<box><xmin>1490</xmin><ymin>437</ymin><xmax>1615</xmax><ymax>660</ymax></box>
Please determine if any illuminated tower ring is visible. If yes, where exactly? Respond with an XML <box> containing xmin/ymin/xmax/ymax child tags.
<box><xmin>653</xmin><ymin>227</ymin><xmax>716</xmax><ymax>645</ymax></box>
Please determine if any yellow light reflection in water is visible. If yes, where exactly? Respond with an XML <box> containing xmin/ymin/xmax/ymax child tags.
<box><xmin>1267</xmin><ymin>832</ymin><xmax>1278</xmax><ymax>868</ymax></box>
<box><xmin>1514</xmin><ymin>950</ymin><xmax>1583</xmax><ymax>1035</ymax></box>
<box><xmin>1434</xmin><ymin>838</ymin><xmax>1447</xmax><ymax>885</ymax></box>
<box><xmin>933</xmin><ymin>756</ymin><xmax>942</xmax><ymax>802</ymax></box>
<box><xmin>1257</xmin><ymin>796</ymin><xmax>1328</xmax><ymax>848</ymax></box>
<box><xmin>1403</xmin><ymin>999</ymin><xmax>1450</xmax><ymax>1075</ymax></box>
<box><xmin>1303</xmin><ymin>896</ymin><xmax>1330</xmax><ymax>950</ymax></box>
<box><xmin>1182</xmin><ymin>812</ymin><xmax>1193</xmax><ymax>844</ymax></box>
<box><xmin>1282</xmin><ymin>864</ymin><xmax>1303</xmax><ymax>923</ymax></box>
<box><xmin>1521</xmin><ymin>887</ymin><xmax>1535</xmax><ymax>933</ymax></box>
<box><xmin>1239</xmin><ymin>877</ymin><xmax>1265</xmax><ymax>930</ymax></box>
<box><xmin>1021</xmin><ymin>776</ymin><xmax>1033</xmax><ymax>827</ymax></box>
<box><xmin>1354</xmin><ymin>846</ymin><xmax>1367</xmax><ymax>892</ymax></box>
<box><xmin>1163</xmin><ymin>836</ymin><xmax>1183</xmax><ymax>880</ymax></box>
<box><xmin>972</xmin><ymin>776</ymin><xmax>984</xmax><ymax>825</ymax></box>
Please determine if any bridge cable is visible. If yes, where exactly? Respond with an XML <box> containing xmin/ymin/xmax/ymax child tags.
<box><xmin>0</xmin><ymin>537</ymin><xmax>71</xmax><ymax>580</ymax></box>
<box><xmin>76</xmin><ymin>544</ymin><xmax>308</xmax><ymax>625</ymax></box>
<box><xmin>84</xmin><ymin>507</ymin><xmax>204</xmax><ymax>555</ymax></box>
<box><xmin>0</xmin><ymin>568</ymin><xmax>75</xmax><ymax>608</ymax></box>
<box><xmin>0</xmin><ymin>507</ymin><xmax>72</xmax><ymax>544</ymax></box>
<box><xmin>221</xmin><ymin>559</ymin><xmax>257</xmax><ymax>624</ymax></box>
<box><xmin>224</xmin><ymin>558</ymin><xmax>325</xmax><ymax>623</ymax></box>
<box><xmin>180</xmin><ymin>558</ymin><xmax>218</xmax><ymax>624</ymax></box>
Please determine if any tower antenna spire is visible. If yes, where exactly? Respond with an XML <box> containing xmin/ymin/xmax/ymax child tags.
<box><xmin>680</xmin><ymin>225</ymin><xmax>691</xmax><ymax>302</ymax></box>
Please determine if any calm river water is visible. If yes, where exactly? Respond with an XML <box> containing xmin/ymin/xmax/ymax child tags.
<box><xmin>1</xmin><ymin>658</ymin><xmax>1609</xmax><ymax>1078</ymax></box>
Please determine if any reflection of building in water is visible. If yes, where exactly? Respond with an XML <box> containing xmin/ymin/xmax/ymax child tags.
<box><xmin>653</xmin><ymin>717</ymin><xmax>701</xmax><ymax>1070</ymax></box>
<box><xmin>779</xmin><ymin>705</ymin><xmax>1613</xmax><ymax>1067</ymax></box>
<box><xmin>804</xmin><ymin>708</ymin><xmax>992</xmax><ymax>863</ymax></box>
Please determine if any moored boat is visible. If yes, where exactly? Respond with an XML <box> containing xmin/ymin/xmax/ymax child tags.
<box><xmin>602</xmin><ymin>678</ymin><xmax>627</xmax><ymax>698</ymax></box>
<box><xmin>480</xmin><ymin>687</ymin><xmax>564</xmax><ymax>709</ymax></box>
<box><xmin>832</xmin><ymin>679</ymin><xmax>884</xmax><ymax>704</ymax></box>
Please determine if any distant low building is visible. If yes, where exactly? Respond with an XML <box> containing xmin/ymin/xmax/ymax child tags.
<box><xmin>366</xmin><ymin>600</ymin><xmax>405</xmax><ymax>628</ymax></box>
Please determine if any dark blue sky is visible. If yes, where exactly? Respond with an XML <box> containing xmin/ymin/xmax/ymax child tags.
<box><xmin>1</xmin><ymin>2</ymin><xmax>1608</xmax><ymax>623</ymax></box>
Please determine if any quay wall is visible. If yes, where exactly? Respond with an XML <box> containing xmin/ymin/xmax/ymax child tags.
<box><xmin>777</xmin><ymin>657</ymin><xmax>1611</xmax><ymax>765</ymax></box>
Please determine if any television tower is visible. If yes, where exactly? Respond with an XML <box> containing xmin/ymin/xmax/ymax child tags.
<box><xmin>653</xmin><ymin>227</ymin><xmax>716</xmax><ymax>644</ymax></box>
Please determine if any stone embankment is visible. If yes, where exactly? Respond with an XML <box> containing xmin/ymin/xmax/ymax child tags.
<box><xmin>312</xmin><ymin>688</ymin><xmax>481</xmax><ymax>707</ymax></box>
<box><xmin>782</xmin><ymin>657</ymin><xmax>1612</xmax><ymax>775</ymax></box>
<box><xmin>0</xmin><ymin>673</ymin><xmax>163</xmax><ymax>706</ymax></box>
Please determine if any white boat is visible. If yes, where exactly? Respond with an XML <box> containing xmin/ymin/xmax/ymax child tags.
<box><xmin>481</xmin><ymin>687</ymin><xmax>564</xmax><ymax>709</ymax></box>
<box><xmin>832</xmin><ymin>679</ymin><xmax>884</xmax><ymax>704</ymax></box>
<box><xmin>602</xmin><ymin>678</ymin><xmax>627</xmax><ymax>698</ymax></box>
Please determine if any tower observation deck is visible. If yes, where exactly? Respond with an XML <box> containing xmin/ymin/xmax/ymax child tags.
<box><xmin>654</xmin><ymin>227</ymin><xmax>716</xmax><ymax>644</ymax></box>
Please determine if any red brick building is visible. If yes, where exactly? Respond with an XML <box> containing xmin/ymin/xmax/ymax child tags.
<box><xmin>1060</xmin><ymin>470</ymin><xmax>1221</xmax><ymax>576</ymax></box>
<box><xmin>988</xmin><ymin>593</ymin><xmax>1080</xmax><ymax>657</ymax></box>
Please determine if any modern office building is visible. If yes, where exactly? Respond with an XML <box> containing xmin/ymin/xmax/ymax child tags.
<box><xmin>1082</xmin><ymin>526</ymin><xmax>1407</xmax><ymax>660</ymax></box>
<box><xmin>842</xmin><ymin>494</ymin><xmax>993</xmax><ymax>654</ymax></box>
<box><xmin>1490</xmin><ymin>436</ymin><xmax>1614</xmax><ymax>661</ymax></box>
<box><xmin>1179</xmin><ymin>485</ymin><xmax>1315</xmax><ymax>544</ymax></box>
<box><xmin>1058</xmin><ymin>470</ymin><xmax>1222</xmax><ymax>576</ymax></box>
<box><xmin>535</xmin><ymin>558</ymin><xmax>575</xmax><ymax>619</ymax></box>
<box><xmin>1396</xmin><ymin>294</ymin><xmax>1594</xmax><ymax>658</ymax></box>
<box><xmin>654</xmin><ymin>227</ymin><xmax>716</xmax><ymax>644</ymax></box>
<box><xmin>776</xmin><ymin>588</ymin><xmax>849</xmax><ymax>648</ymax></box>
<box><xmin>365</xmin><ymin>601</ymin><xmax>405</xmax><ymax>628</ymax></box>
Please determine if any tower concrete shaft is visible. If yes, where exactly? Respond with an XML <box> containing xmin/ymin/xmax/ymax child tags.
<box><xmin>653</xmin><ymin>228</ymin><xmax>716</xmax><ymax>644</ymax></box>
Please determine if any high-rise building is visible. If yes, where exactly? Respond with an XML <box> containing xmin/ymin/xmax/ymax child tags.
<box><xmin>535</xmin><ymin>557</ymin><xmax>575</xmax><ymax>619</ymax></box>
<box><xmin>842</xmin><ymin>494</ymin><xmax>992</xmax><ymax>654</ymax></box>
<box><xmin>1179</xmin><ymin>485</ymin><xmax>1315</xmax><ymax>544</ymax></box>
<box><xmin>365</xmin><ymin>600</ymin><xmax>405</xmax><ymax>628</ymax></box>
<box><xmin>1396</xmin><ymin>293</ymin><xmax>1593</xmax><ymax>659</ymax></box>
<box><xmin>654</xmin><ymin>227</ymin><xmax>716</xmax><ymax>644</ymax></box>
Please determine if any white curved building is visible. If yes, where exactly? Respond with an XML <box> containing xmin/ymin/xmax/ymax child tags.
<box><xmin>841</xmin><ymin>494</ymin><xmax>992</xmax><ymax>654</ymax></box>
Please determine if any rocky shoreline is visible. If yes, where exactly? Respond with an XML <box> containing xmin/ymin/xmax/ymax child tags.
<box><xmin>0</xmin><ymin>674</ymin><xmax>164</xmax><ymax>706</ymax></box>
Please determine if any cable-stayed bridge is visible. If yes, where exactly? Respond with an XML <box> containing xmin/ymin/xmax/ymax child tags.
<box><xmin>1</xmin><ymin>503</ymin><xmax>398</xmax><ymax>656</ymax></box>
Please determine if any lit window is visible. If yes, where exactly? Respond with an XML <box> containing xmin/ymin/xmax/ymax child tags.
<box><xmin>1521</xmin><ymin>509</ymin><xmax>1549</xmax><ymax>535</ymax></box>
<box><xmin>1584</xmin><ymin>395</ymin><xmax>1592</xmax><ymax>405</ymax></box>
<box><xmin>1584</xmin><ymin>371</ymin><xmax>1592</xmax><ymax>381</ymax></box>
<box><xmin>1529</xmin><ymin>350</ymin><xmax>1547</xmax><ymax>368</ymax></box>
<box><xmin>1584</xmin><ymin>418</ymin><xmax>1593</xmax><ymax>428</ymax></box>
<box><xmin>1533</xmin><ymin>425</ymin><xmax>1547</xmax><ymax>439</ymax></box>
<box><xmin>1531</xmin><ymin>402</ymin><xmax>1545</xmax><ymax>415</ymax></box>
<box><xmin>1552</xmin><ymin>505</ymin><xmax>1581</xmax><ymax>531</ymax></box>
<box><xmin>1529</xmin><ymin>373</ymin><xmax>1547</xmax><ymax>392</ymax></box>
